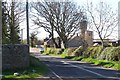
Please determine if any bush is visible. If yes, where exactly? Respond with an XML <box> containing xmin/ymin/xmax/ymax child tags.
<box><xmin>72</xmin><ymin>46</ymin><xmax>84</xmax><ymax>56</ymax></box>
<box><xmin>82</xmin><ymin>46</ymin><xmax>119</xmax><ymax>61</ymax></box>
<box><xmin>44</xmin><ymin>48</ymin><xmax>61</xmax><ymax>55</ymax></box>
<box><xmin>61</xmin><ymin>48</ymin><xmax>77</xmax><ymax>57</ymax></box>
<box><xmin>98</xmin><ymin>47</ymin><xmax>120</xmax><ymax>61</ymax></box>
<box><xmin>48</xmin><ymin>48</ymin><xmax>56</xmax><ymax>54</ymax></box>
<box><xmin>83</xmin><ymin>47</ymin><xmax>93</xmax><ymax>58</ymax></box>
<box><xmin>99</xmin><ymin>47</ymin><xmax>113</xmax><ymax>60</ymax></box>
<box><xmin>44</xmin><ymin>46</ymin><xmax>120</xmax><ymax>62</ymax></box>
<box><xmin>56</xmin><ymin>48</ymin><xmax>64</xmax><ymax>54</ymax></box>
<box><xmin>109</xmin><ymin>47</ymin><xmax>120</xmax><ymax>61</ymax></box>
<box><xmin>83</xmin><ymin>46</ymin><xmax>103</xmax><ymax>58</ymax></box>
<box><xmin>66</xmin><ymin>48</ymin><xmax>77</xmax><ymax>56</ymax></box>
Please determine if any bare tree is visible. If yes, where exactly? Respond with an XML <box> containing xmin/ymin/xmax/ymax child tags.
<box><xmin>86</xmin><ymin>2</ymin><xmax>118</xmax><ymax>46</ymax></box>
<box><xmin>2</xmin><ymin>0</ymin><xmax>25</xmax><ymax>44</ymax></box>
<box><xmin>31</xmin><ymin>0</ymin><xmax>85</xmax><ymax>48</ymax></box>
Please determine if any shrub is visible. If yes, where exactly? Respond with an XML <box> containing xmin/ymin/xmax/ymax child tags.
<box><xmin>56</xmin><ymin>48</ymin><xmax>64</xmax><ymax>54</ymax></box>
<box><xmin>99</xmin><ymin>47</ymin><xmax>120</xmax><ymax>61</ymax></box>
<box><xmin>108</xmin><ymin>47</ymin><xmax>120</xmax><ymax>61</ymax></box>
<box><xmin>83</xmin><ymin>47</ymin><xmax>93</xmax><ymax>58</ymax></box>
<box><xmin>49</xmin><ymin>48</ymin><xmax>57</xmax><ymax>54</ymax></box>
<box><xmin>98</xmin><ymin>47</ymin><xmax>111</xmax><ymax>60</ymax></box>
<box><xmin>66</xmin><ymin>48</ymin><xmax>77</xmax><ymax>56</ymax></box>
<box><xmin>96</xmin><ymin>46</ymin><xmax>104</xmax><ymax>59</ymax></box>
<box><xmin>61</xmin><ymin>48</ymin><xmax>77</xmax><ymax>57</ymax></box>
<box><xmin>62</xmin><ymin>48</ymin><xmax>69</xmax><ymax>57</ymax></box>
<box><xmin>44</xmin><ymin>48</ymin><xmax>62</xmax><ymax>55</ymax></box>
<box><xmin>72</xmin><ymin>46</ymin><xmax>84</xmax><ymax>56</ymax></box>
<box><xmin>83</xmin><ymin>46</ymin><xmax>103</xmax><ymax>58</ymax></box>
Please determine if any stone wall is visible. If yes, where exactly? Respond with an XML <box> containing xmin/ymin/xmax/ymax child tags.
<box><xmin>2</xmin><ymin>44</ymin><xmax>29</xmax><ymax>70</ymax></box>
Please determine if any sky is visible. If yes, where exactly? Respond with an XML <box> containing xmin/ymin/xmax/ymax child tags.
<box><xmin>20</xmin><ymin>0</ymin><xmax>120</xmax><ymax>40</ymax></box>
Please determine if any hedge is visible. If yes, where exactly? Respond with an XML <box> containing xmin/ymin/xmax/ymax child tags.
<box><xmin>78</xmin><ymin>46</ymin><xmax>120</xmax><ymax>61</ymax></box>
<box><xmin>43</xmin><ymin>46</ymin><xmax>120</xmax><ymax>61</ymax></box>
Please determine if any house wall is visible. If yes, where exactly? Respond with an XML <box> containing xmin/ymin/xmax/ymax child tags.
<box><xmin>67</xmin><ymin>36</ymin><xmax>83</xmax><ymax>48</ymax></box>
<box><xmin>2</xmin><ymin>44</ymin><xmax>29</xmax><ymax>70</ymax></box>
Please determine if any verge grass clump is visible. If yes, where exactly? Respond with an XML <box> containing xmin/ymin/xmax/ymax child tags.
<box><xmin>71</xmin><ymin>56</ymin><xmax>83</xmax><ymax>61</ymax></box>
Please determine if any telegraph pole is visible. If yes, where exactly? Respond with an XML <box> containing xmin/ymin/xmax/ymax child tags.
<box><xmin>26</xmin><ymin>0</ymin><xmax>29</xmax><ymax>45</ymax></box>
<box><xmin>0</xmin><ymin>1</ymin><xmax>2</xmax><ymax>79</ymax></box>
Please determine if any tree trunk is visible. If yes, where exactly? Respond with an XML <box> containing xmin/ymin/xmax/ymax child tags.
<box><xmin>58</xmin><ymin>37</ymin><xmax>61</xmax><ymax>48</ymax></box>
<box><xmin>100</xmin><ymin>37</ymin><xmax>104</xmax><ymax>47</ymax></box>
<box><xmin>62</xmin><ymin>40</ymin><xmax>68</xmax><ymax>48</ymax></box>
<box><xmin>51</xmin><ymin>37</ymin><xmax>59</xmax><ymax>48</ymax></box>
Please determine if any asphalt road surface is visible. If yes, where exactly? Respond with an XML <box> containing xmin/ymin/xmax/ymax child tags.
<box><xmin>30</xmin><ymin>48</ymin><xmax>120</xmax><ymax>80</ymax></box>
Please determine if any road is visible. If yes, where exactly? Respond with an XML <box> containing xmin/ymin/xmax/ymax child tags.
<box><xmin>30</xmin><ymin>48</ymin><xmax>120</xmax><ymax>80</ymax></box>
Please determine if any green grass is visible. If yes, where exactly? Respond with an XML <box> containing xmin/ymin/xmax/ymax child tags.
<box><xmin>43</xmin><ymin>51</ymin><xmax>120</xmax><ymax>70</ymax></box>
<box><xmin>71</xmin><ymin>56</ymin><xmax>83</xmax><ymax>61</ymax></box>
<box><xmin>42</xmin><ymin>47</ymin><xmax>120</xmax><ymax>70</ymax></box>
<box><xmin>3</xmin><ymin>56</ymin><xmax>48</xmax><ymax>78</ymax></box>
<box><xmin>71</xmin><ymin>56</ymin><xmax>120</xmax><ymax>70</ymax></box>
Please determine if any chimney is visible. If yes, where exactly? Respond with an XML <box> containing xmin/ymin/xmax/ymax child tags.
<box><xmin>80</xmin><ymin>20</ymin><xmax>87</xmax><ymax>40</ymax></box>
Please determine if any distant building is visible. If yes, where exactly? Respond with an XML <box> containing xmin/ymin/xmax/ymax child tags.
<box><xmin>80</xmin><ymin>19</ymin><xmax>93</xmax><ymax>47</ymax></box>
<box><xmin>93</xmin><ymin>39</ymin><xmax>118</xmax><ymax>46</ymax></box>
<box><xmin>44</xmin><ymin>19</ymin><xmax>93</xmax><ymax>48</ymax></box>
<box><xmin>66</xmin><ymin>35</ymin><xmax>83</xmax><ymax>48</ymax></box>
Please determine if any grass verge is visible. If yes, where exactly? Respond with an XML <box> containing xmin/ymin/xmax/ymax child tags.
<box><xmin>71</xmin><ymin>56</ymin><xmax>120</xmax><ymax>70</ymax></box>
<box><xmin>2</xmin><ymin>56</ymin><xmax>48</xmax><ymax>78</ymax></box>
<box><xmin>42</xmin><ymin>51</ymin><xmax>120</xmax><ymax>70</ymax></box>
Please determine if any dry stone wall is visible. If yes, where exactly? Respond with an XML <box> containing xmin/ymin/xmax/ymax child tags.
<box><xmin>2</xmin><ymin>44</ymin><xmax>29</xmax><ymax>70</ymax></box>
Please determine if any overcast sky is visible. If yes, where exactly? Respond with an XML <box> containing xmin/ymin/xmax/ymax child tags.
<box><xmin>20</xmin><ymin>0</ymin><xmax>120</xmax><ymax>40</ymax></box>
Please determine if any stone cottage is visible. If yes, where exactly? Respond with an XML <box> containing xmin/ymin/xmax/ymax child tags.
<box><xmin>44</xmin><ymin>20</ymin><xmax>93</xmax><ymax>48</ymax></box>
<box><xmin>66</xmin><ymin>19</ymin><xmax>93</xmax><ymax>48</ymax></box>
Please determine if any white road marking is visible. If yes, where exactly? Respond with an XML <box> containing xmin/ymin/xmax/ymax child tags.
<box><xmin>49</xmin><ymin>68</ymin><xmax>63</xmax><ymax>80</ymax></box>
<box><xmin>61</xmin><ymin>61</ymin><xmax>107</xmax><ymax>78</ymax></box>
<box><xmin>42</xmin><ymin>61</ymin><xmax>63</xmax><ymax>80</ymax></box>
